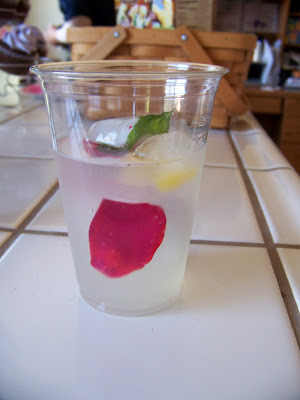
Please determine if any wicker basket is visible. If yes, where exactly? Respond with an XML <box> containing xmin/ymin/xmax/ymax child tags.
<box><xmin>67</xmin><ymin>26</ymin><xmax>257</xmax><ymax>129</ymax></box>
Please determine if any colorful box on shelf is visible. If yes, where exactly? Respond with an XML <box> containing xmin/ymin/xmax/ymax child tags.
<box><xmin>286</xmin><ymin>17</ymin><xmax>300</xmax><ymax>44</ymax></box>
<box><xmin>114</xmin><ymin>0</ymin><xmax>175</xmax><ymax>29</ymax></box>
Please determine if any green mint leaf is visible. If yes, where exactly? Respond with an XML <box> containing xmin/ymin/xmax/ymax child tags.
<box><xmin>126</xmin><ymin>110</ymin><xmax>173</xmax><ymax>150</ymax></box>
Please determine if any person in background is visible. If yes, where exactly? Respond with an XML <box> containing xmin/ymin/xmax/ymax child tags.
<box><xmin>44</xmin><ymin>0</ymin><xmax>116</xmax><ymax>46</ymax></box>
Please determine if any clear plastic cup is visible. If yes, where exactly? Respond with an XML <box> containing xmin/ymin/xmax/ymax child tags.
<box><xmin>31</xmin><ymin>60</ymin><xmax>228</xmax><ymax>316</ymax></box>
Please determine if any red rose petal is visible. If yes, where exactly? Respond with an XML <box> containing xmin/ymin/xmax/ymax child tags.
<box><xmin>89</xmin><ymin>199</ymin><xmax>166</xmax><ymax>278</ymax></box>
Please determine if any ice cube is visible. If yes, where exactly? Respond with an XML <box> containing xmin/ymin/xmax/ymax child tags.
<box><xmin>89</xmin><ymin>117</ymin><xmax>138</xmax><ymax>148</ymax></box>
<box><xmin>132</xmin><ymin>131</ymin><xmax>198</xmax><ymax>162</ymax></box>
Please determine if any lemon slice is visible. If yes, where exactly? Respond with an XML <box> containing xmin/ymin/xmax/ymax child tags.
<box><xmin>131</xmin><ymin>131</ymin><xmax>202</xmax><ymax>191</ymax></box>
<box><xmin>155</xmin><ymin>167</ymin><xmax>198</xmax><ymax>192</ymax></box>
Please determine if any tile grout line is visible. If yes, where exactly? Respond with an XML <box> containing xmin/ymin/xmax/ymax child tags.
<box><xmin>23</xmin><ymin>230</ymin><xmax>68</xmax><ymax>237</ymax></box>
<box><xmin>276</xmin><ymin>244</ymin><xmax>300</xmax><ymax>249</ymax></box>
<box><xmin>226</xmin><ymin>127</ymin><xmax>300</xmax><ymax>349</ymax></box>
<box><xmin>0</xmin><ymin>228</ymin><xmax>15</xmax><ymax>233</ymax></box>
<box><xmin>190</xmin><ymin>239</ymin><xmax>265</xmax><ymax>247</ymax></box>
<box><xmin>204</xmin><ymin>164</ymin><xmax>238</xmax><ymax>170</ymax></box>
<box><xmin>0</xmin><ymin>155</ymin><xmax>54</xmax><ymax>161</ymax></box>
<box><xmin>190</xmin><ymin>239</ymin><xmax>300</xmax><ymax>250</ymax></box>
<box><xmin>0</xmin><ymin>181</ymin><xmax>59</xmax><ymax>259</ymax></box>
<box><xmin>242</xmin><ymin>166</ymin><xmax>294</xmax><ymax>173</ymax></box>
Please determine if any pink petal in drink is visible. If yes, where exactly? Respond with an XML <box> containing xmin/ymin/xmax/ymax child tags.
<box><xmin>89</xmin><ymin>199</ymin><xmax>166</xmax><ymax>278</ymax></box>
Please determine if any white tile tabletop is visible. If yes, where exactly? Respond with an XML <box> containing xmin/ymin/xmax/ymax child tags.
<box><xmin>0</xmin><ymin>98</ymin><xmax>43</xmax><ymax>124</ymax></box>
<box><xmin>229</xmin><ymin>111</ymin><xmax>263</xmax><ymax>135</ymax></box>
<box><xmin>27</xmin><ymin>190</ymin><xmax>67</xmax><ymax>232</ymax></box>
<box><xmin>0</xmin><ymin>101</ymin><xmax>300</xmax><ymax>400</ymax></box>
<box><xmin>231</xmin><ymin>129</ymin><xmax>291</xmax><ymax>170</ymax></box>
<box><xmin>0</xmin><ymin>158</ymin><xmax>57</xmax><ymax>229</ymax></box>
<box><xmin>0</xmin><ymin>236</ymin><xmax>299</xmax><ymax>400</ymax></box>
<box><xmin>192</xmin><ymin>166</ymin><xmax>263</xmax><ymax>243</ymax></box>
<box><xmin>10</xmin><ymin>104</ymin><xmax>49</xmax><ymax>125</ymax></box>
<box><xmin>0</xmin><ymin>106</ymin><xmax>24</xmax><ymax>123</ymax></box>
<box><xmin>0</xmin><ymin>122</ymin><xmax>53</xmax><ymax>159</ymax></box>
<box><xmin>278</xmin><ymin>248</ymin><xmax>300</xmax><ymax>312</ymax></box>
<box><xmin>205</xmin><ymin>129</ymin><xmax>238</xmax><ymax>167</ymax></box>
<box><xmin>248</xmin><ymin>168</ymin><xmax>300</xmax><ymax>245</ymax></box>
<box><xmin>0</xmin><ymin>231</ymin><xmax>11</xmax><ymax>247</ymax></box>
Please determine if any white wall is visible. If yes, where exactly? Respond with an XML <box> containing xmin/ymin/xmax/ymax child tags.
<box><xmin>25</xmin><ymin>0</ymin><xmax>67</xmax><ymax>60</ymax></box>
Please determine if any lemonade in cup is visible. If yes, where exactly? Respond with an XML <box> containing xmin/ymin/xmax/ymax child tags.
<box><xmin>31</xmin><ymin>61</ymin><xmax>228</xmax><ymax>316</ymax></box>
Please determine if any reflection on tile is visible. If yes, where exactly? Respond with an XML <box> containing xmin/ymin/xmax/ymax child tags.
<box><xmin>231</xmin><ymin>130</ymin><xmax>290</xmax><ymax>170</ymax></box>
<box><xmin>27</xmin><ymin>191</ymin><xmax>67</xmax><ymax>232</ymax></box>
<box><xmin>0</xmin><ymin>158</ymin><xmax>57</xmax><ymax>228</ymax></box>
<box><xmin>230</xmin><ymin>111</ymin><xmax>263</xmax><ymax>135</ymax></box>
<box><xmin>0</xmin><ymin>231</ymin><xmax>11</xmax><ymax>246</ymax></box>
<box><xmin>248</xmin><ymin>169</ymin><xmax>300</xmax><ymax>244</ymax></box>
<box><xmin>0</xmin><ymin>106</ymin><xmax>24</xmax><ymax>123</ymax></box>
<box><xmin>278</xmin><ymin>248</ymin><xmax>300</xmax><ymax>312</ymax></box>
<box><xmin>1</xmin><ymin>238</ymin><xmax>300</xmax><ymax>399</ymax></box>
<box><xmin>205</xmin><ymin>130</ymin><xmax>238</xmax><ymax>167</ymax></box>
<box><xmin>192</xmin><ymin>167</ymin><xmax>263</xmax><ymax>243</ymax></box>
<box><xmin>0</xmin><ymin>70</ymin><xmax>21</xmax><ymax>108</ymax></box>
<box><xmin>0</xmin><ymin>123</ymin><xmax>53</xmax><ymax>158</ymax></box>
<box><xmin>0</xmin><ymin>100</ymin><xmax>43</xmax><ymax>124</ymax></box>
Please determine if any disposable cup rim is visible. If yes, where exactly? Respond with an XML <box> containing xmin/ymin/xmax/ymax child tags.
<box><xmin>30</xmin><ymin>60</ymin><xmax>229</xmax><ymax>81</ymax></box>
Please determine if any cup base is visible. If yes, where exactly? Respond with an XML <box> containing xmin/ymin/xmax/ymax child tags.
<box><xmin>79</xmin><ymin>288</ymin><xmax>181</xmax><ymax>317</ymax></box>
